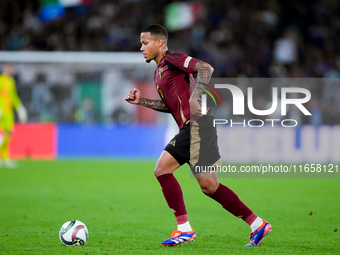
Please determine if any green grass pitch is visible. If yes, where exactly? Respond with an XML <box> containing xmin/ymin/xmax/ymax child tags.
<box><xmin>0</xmin><ymin>160</ymin><xmax>339</xmax><ymax>255</ymax></box>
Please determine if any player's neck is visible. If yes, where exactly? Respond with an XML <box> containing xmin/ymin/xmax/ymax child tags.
<box><xmin>155</xmin><ymin>47</ymin><xmax>167</xmax><ymax>65</ymax></box>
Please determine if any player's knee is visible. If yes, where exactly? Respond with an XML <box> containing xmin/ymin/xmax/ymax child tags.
<box><xmin>154</xmin><ymin>152</ymin><xmax>178</xmax><ymax>177</ymax></box>
<box><xmin>199</xmin><ymin>181</ymin><xmax>219</xmax><ymax>196</ymax></box>
<box><xmin>201</xmin><ymin>186</ymin><xmax>216</xmax><ymax>196</ymax></box>
<box><xmin>154</xmin><ymin>166</ymin><xmax>161</xmax><ymax>177</ymax></box>
<box><xmin>154</xmin><ymin>163</ymin><xmax>166</xmax><ymax>177</ymax></box>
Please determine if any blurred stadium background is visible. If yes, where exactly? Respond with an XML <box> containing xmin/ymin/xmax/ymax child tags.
<box><xmin>0</xmin><ymin>0</ymin><xmax>340</xmax><ymax>162</ymax></box>
<box><xmin>1</xmin><ymin>2</ymin><xmax>339</xmax><ymax>254</ymax></box>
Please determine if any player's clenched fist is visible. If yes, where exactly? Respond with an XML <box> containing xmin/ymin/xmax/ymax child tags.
<box><xmin>125</xmin><ymin>88</ymin><xmax>141</xmax><ymax>105</ymax></box>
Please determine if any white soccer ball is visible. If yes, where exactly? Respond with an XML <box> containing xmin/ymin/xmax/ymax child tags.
<box><xmin>59</xmin><ymin>220</ymin><xmax>88</xmax><ymax>246</ymax></box>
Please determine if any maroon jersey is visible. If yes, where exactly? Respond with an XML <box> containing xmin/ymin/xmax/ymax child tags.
<box><xmin>154</xmin><ymin>50</ymin><xmax>199</xmax><ymax>129</ymax></box>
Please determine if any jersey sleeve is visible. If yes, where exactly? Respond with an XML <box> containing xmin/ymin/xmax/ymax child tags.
<box><xmin>164</xmin><ymin>51</ymin><xmax>199</xmax><ymax>74</ymax></box>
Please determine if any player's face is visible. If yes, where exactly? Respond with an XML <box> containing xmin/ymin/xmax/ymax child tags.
<box><xmin>140</xmin><ymin>32</ymin><xmax>160</xmax><ymax>63</ymax></box>
<box><xmin>3</xmin><ymin>64</ymin><xmax>14</xmax><ymax>76</ymax></box>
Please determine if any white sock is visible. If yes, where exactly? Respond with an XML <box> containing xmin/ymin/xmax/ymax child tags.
<box><xmin>250</xmin><ymin>217</ymin><xmax>263</xmax><ymax>232</ymax></box>
<box><xmin>177</xmin><ymin>221</ymin><xmax>192</xmax><ymax>232</ymax></box>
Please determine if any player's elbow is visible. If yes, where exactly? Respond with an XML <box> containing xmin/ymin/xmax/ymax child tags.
<box><xmin>195</xmin><ymin>61</ymin><xmax>214</xmax><ymax>74</ymax></box>
<box><xmin>204</xmin><ymin>63</ymin><xmax>214</xmax><ymax>75</ymax></box>
<box><xmin>207</xmin><ymin>64</ymin><xmax>214</xmax><ymax>73</ymax></box>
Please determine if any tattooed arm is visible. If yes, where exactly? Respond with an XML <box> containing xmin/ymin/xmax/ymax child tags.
<box><xmin>190</xmin><ymin>60</ymin><xmax>214</xmax><ymax>116</ymax></box>
<box><xmin>139</xmin><ymin>98</ymin><xmax>170</xmax><ymax>112</ymax></box>
<box><xmin>125</xmin><ymin>88</ymin><xmax>170</xmax><ymax>113</ymax></box>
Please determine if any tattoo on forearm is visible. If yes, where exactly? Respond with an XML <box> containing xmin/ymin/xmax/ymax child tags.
<box><xmin>191</xmin><ymin>60</ymin><xmax>214</xmax><ymax>98</ymax></box>
<box><xmin>139</xmin><ymin>98</ymin><xmax>170</xmax><ymax>113</ymax></box>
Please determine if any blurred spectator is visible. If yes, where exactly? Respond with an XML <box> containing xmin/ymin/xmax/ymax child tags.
<box><xmin>112</xmin><ymin>106</ymin><xmax>130</xmax><ymax>125</ymax></box>
<box><xmin>30</xmin><ymin>74</ymin><xmax>58</xmax><ymax>122</ymax></box>
<box><xmin>75</xmin><ymin>98</ymin><xmax>96</xmax><ymax>124</ymax></box>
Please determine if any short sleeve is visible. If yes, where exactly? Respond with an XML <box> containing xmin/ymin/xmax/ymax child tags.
<box><xmin>164</xmin><ymin>51</ymin><xmax>199</xmax><ymax>74</ymax></box>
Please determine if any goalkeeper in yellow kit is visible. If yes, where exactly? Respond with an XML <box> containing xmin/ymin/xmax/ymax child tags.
<box><xmin>0</xmin><ymin>63</ymin><xmax>27</xmax><ymax>168</ymax></box>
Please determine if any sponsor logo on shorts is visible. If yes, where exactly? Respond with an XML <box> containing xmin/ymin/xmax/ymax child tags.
<box><xmin>169</xmin><ymin>140</ymin><xmax>176</xmax><ymax>146</ymax></box>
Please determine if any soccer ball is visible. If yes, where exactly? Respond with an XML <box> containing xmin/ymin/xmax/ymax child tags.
<box><xmin>59</xmin><ymin>220</ymin><xmax>88</xmax><ymax>246</ymax></box>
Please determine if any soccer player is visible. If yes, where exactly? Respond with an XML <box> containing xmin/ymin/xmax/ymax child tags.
<box><xmin>0</xmin><ymin>63</ymin><xmax>27</xmax><ymax>168</ymax></box>
<box><xmin>125</xmin><ymin>24</ymin><xmax>271</xmax><ymax>247</ymax></box>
